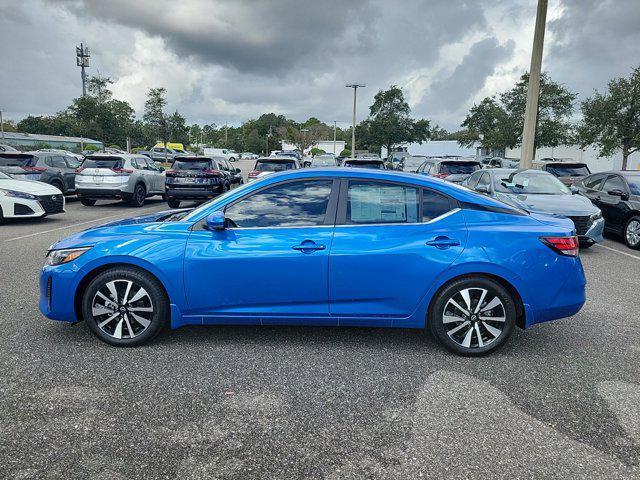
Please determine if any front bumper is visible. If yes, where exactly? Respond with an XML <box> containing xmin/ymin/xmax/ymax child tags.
<box><xmin>39</xmin><ymin>264</ymin><xmax>79</xmax><ymax>322</ymax></box>
<box><xmin>2</xmin><ymin>194</ymin><xmax>65</xmax><ymax>218</ymax></box>
<box><xmin>577</xmin><ymin>217</ymin><xmax>605</xmax><ymax>245</ymax></box>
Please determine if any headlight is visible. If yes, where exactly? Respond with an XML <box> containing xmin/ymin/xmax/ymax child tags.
<box><xmin>45</xmin><ymin>247</ymin><xmax>92</xmax><ymax>266</ymax></box>
<box><xmin>0</xmin><ymin>188</ymin><xmax>37</xmax><ymax>200</ymax></box>
<box><xmin>590</xmin><ymin>211</ymin><xmax>603</xmax><ymax>221</ymax></box>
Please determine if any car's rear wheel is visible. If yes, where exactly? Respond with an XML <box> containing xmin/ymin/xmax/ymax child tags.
<box><xmin>167</xmin><ymin>199</ymin><xmax>181</xmax><ymax>208</ymax></box>
<box><xmin>429</xmin><ymin>277</ymin><xmax>516</xmax><ymax>356</ymax></box>
<box><xmin>82</xmin><ymin>267</ymin><xmax>168</xmax><ymax>346</ymax></box>
<box><xmin>624</xmin><ymin>216</ymin><xmax>640</xmax><ymax>249</ymax></box>
<box><xmin>51</xmin><ymin>180</ymin><xmax>64</xmax><ymax>194</ymax></box>
<box><xmin>80</xmin><ymin>198</ymin><xmax>96</xmax><ymax>206</ymax></box>
<box><xmin>129</xmin><ymin>183</ymin><xmax>146</xmax><ymax>207</ymax></box>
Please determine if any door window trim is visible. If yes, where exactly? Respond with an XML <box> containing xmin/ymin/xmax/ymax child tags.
<box><xmin>193</xmin><ymin>177</ymin><xmax>341</xmax><ymax>231</ymax></box>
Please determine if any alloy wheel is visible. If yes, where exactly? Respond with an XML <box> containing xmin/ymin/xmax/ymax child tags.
<box><xmin>442</xmin><ymin>287</ymin><xmax>506</xmax><ymax>349</ymax></box>
<box><xmin>626</xmin><ymin>220</ymin><xmax>640</xmax><ymax>247</ymax></box>
<box><xmin>91</xmin><ymin>279</ymin><xmax>154</xmax><ymax>339</ymax></box>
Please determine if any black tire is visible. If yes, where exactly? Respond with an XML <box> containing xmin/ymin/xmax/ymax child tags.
<box><xmin>229</xmin><ymin>157</ymin><xmax>236</xmax><ymax>162</ymax></box>
<box><xmin>0</xmin><ymin>205</ymin><xmax>4</xmax><ymax>224</ymax></box>
<box><xmin>82</xmin><ymin>267</ymin><xmax>168</xmax><ymax>347</ymax></box>
<box><xmin>579</xmin><ymin>241</ymin><xmax>594</xmax><ymax>249</ymax></box>
<box><xmin>129</xmin><ymin>183</ymin><xmax>146</xmax><ymax>207</ymax></box>
<box><xmin>51</xmin><ymin>180</ymin><xmax>64</xmax><ymax>194</ymax></box>
<box><xmin>167</xmin><ymin>199</ymin><xmax>181</xmax><ymax>208</ymax></box>
<box><xmin>80</xmin><ymin>198</ymin><xmax>96</xmax><ymax>206</ymax></box>
<box><xmin>624</xmin><ymin>215</ymin><xmax>640</xmax><ymax>249</ymax></box>
<box><xmin>429</xmin><ymin>277</ymin><xmax>516</xmax><ymax>356</ymax></box>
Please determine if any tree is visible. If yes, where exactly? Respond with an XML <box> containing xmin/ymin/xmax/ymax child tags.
<box><xmin>461</xmin><ymin>72</ymin><xmax>577</xmax><ymax>152</ymax></box>
<box><xmin>578</xmin><ymin>66</ymin><xmax>640</xmax><ymax>170</ymax></box>
<box><xmin>143</xmin><ymin>88</ymin><xmax>173</xmax><ymax>160</ymax></box>
<box><xmin>361</xmin><ymin>86</ymin><xmax>430</xmax><ymax>155</ymax></box>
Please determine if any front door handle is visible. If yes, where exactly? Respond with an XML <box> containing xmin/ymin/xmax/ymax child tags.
<box><xmin>292</xmin><ymin>241</ymin><xmax>326</xmax><ymax>253</ymax></box>
<box><xmin>426</xmin><ymin>236</ymin><xmax>460</xmax><ymax>249</ymax></box>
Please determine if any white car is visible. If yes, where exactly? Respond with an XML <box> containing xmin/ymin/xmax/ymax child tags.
<box><xmin>0</xmin><ymin>171</ymin><xmax>65</xmax><ymax>221</ymax></box>
<box><xmin>202</xmin><ymin>148</ymin><xmax>238</xmax><ymax>162</ymax></box>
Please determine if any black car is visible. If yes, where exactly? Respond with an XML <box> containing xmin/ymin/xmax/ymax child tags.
<box><xmin>165</xmin><ymin>156</ymin><xmax>231</xmax><ymax>208</ymax></box>
<box><xmin>573</xmin><ymin>171</ymin><xmax>640</xmax><ymax>249</ymax></box>
<box><xmin>342</xmin><ymin>158</ymin><xmax>386</xmax><ymax>169</ymax></box>
<box><xmin>416</xmin><ymin>157</ymin><xmax>481</xmax><ymax>184</ymax></box>
<box><xmin>0</xmin><ymin>151</ymin><xmax>81</xmax><ymax>194</ymax></box>
<box><xmin>214</xmin><ymin>156</ymin><xmax>244</xmax><ymax>186</ymax></box>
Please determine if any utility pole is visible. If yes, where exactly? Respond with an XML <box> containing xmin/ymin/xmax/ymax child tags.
<box><xmin>333</xmin><ymin>120</ymin><xmax>337</xmax><ymax>155</ymax></box>
<box><xmin>75</xmin><ymin>43</ymin><xmax>90</xmax><ymax>97</ymax></box>
<box><xmin>0</xmin><ymin>108</ymin><xmax>5</xmax><ymax>142</ymax></box>
<box><xmin>224</xmin><ymin>123</ymin><xmax>228</xmax><ymax>146</ymax></box>
<box><xmin>520</xmin><ymin>0</ymin><xmax>548</xmax><ymax>169</ymax></box>
<box><xmin>346</xmin><ymin>84</ymin><xmax>365</xmax><ymax>158</ymax></box>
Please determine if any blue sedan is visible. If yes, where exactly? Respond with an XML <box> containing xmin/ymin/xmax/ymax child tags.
<box><xmin>40</xmin><ymin>168</ymin><xmax>586</xmax><ymax>355</ymax></box>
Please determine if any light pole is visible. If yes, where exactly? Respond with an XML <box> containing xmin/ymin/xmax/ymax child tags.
<box><xmin>0</xmin><ymin>108</ymin><xmax>4</xmax><ymax>142</ymax></box>
<box><xmin>520</xmin><ymin>0</ymin><xmax>548</xmax><ymax>169</ymax></box>
<box><xmin>333</xmin><ymin>120</ymin><xmax>337</xmax><ymax>155</ymax></box>
<box><xmin>346</xmin><ymin>84</ymin><xmax>365</xmax><ymax>158</ymax></box>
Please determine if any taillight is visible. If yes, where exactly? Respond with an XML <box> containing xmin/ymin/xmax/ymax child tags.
<box><xmin>166</xmin><ymin>170</ymin><xmax>177</xmax><ymax>174</ymax></box>
<box><xmin>111</xmin><ymin>168</ymin><xmax>133</xmax><ymax>174</ymax></box>
<box><xmin>432</xmin><ymin>173</ymin><xmax>449</xmax><ymax>179</ymax></box>
<box><xmin>203</xmin><ymin>169</ymin><xmax>221</xmax><ymax>175</ymax></box>
<box><xmin>75</xmin><ymin>167</ymin><xmax>85</xmax><ymax>173</ymax></box>
<box><xmin>540</xmin><ymin>236</ymin><xmax>579</xmax><ymax>257</ymax></box>
<box><xmin>21</xmin><ymin>166</ymin><xmax>46</xmax><ymax>172</ymax></box>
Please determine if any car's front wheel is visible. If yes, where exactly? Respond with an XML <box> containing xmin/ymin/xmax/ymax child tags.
<box><xmin>624</xmin><ymin>216</ymin><xmax>640</xmax><ymax>249</ymax></box>
<box><xmin>429</xmin><ymin>277</ymin><xmax>516</xmax><ymax>356</ymax></box>
<box><xmin>82</xmin><ymin>267</ymin><xmax>168</xmax><ymax>346</ymax></box>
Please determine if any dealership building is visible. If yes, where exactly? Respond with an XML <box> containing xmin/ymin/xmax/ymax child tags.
<box><xmin>0</xmin><ymin>132</ymin><xmax>102</xmax><ymax>151</ymax></box>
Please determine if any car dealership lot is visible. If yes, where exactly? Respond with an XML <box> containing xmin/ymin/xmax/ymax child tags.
<box><xmin>1</xmin><ymin>163</ymin><xmax>639</xmax><ymax>479</ymax></box>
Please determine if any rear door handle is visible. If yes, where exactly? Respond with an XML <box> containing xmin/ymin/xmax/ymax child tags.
<box><xmin>292</xmin><ymin>241</ymin><xmax>326</xmax><ymax>253</ymax></box>
<box><xmin>426</xmin><ymin>236</ymin><xmax>460</xmax><ymax>249</ymax></box>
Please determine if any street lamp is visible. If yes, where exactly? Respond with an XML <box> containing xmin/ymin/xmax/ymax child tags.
<box><xmin>346</xmin><ymin>84</ymin><xmax>365</xmax><ymax>158</ymax></box>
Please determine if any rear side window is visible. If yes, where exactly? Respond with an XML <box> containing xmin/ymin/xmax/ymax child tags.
<box><xmin>423</xmin><ymin>189</ymin><xmax>454</xmax><ymax>222</ymax></box>
<box><xmin>225</xmin><ymin>180</ymin><xmax>333</xmax><ymax>228</ymax></box>
<box><xmin>50</xmin><ymin>156</ymin><xmax>67</xmax><ymax>168</ymax></box>
<box><xmin>347</xmin><ymin>181</ymin><xmax>418</xmax><ymax>224</ymax></box>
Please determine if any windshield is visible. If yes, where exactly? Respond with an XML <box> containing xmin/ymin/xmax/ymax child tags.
<box><xmin>627</xmin><ymin>177</ymin><xmax>640</xmax><ymax>195</ymax></box>
<box><xmin>255</xmin><ymin>160</ymin><xmax>295</xmax><ymax>172</ymax></box>
<box><xmin>311</xmin><ymin>157</ymin><xmax>337</xmax><ymax>167</ymax></box>
<box><xmin>495</xmin><ymin>171</ymin><xmax>570</xmax><ymax>195</ymax></box>
<box><xmin>440</xmin><ymin>161</ymin><xmax>481</xmax><ymax>174</ymax></box>
<box><xmin>546</xmin><ymin>164</ymin><xmax>591</xmax><ymax>177</ymax></box>
<box><xmin>401</xmin><ymin>157</ymin><xmax>425</xmax><ymax>169</ymax></box>
<box><xmin>0</xmin><ymin>154</ymin><xmax>33</xmax><ymax>166</ymax></box>
<box><xmin>344</xmin><ymin>161</ymin><xmax>383</xmax><ymax>169</ymax></box>
<box><xmin>81</xmin><ymin>157</ymin><xmax>123</xmax><ymax>169</ymax></box>
<box><xmin>172</xmin><ymin>160</ymin><xmax>210</xmax><ymax>170</ymax></box>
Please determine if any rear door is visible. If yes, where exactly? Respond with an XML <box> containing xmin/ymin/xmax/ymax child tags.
<box><xmin>328</xmin><ymin>179</ymin><xmax>466</xmax><ymax>326</ymax></box>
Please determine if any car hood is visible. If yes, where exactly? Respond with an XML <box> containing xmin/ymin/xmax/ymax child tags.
<box><xmin>90</xmin><ymin>208</ymin><xmax>192</xmax><ymax>229</ymax></box>
<box><xmin>0</xmin><ymin>178</ymin><xmax>61</xmax><ymax>195</ymax></box>
<box><xmin>494</xmin><ymin>192</ymin><xmax>599</xmax><ymax>216</ymax></box>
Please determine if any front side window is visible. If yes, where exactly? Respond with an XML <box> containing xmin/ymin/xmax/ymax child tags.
<box><xmin>602</xmin><ymin>175</ymin><xmax>626</xmax><ymax>193</ymax></box>
<box><xmin>347</xmin><ymin>181</ymin><xmax>418</xmax><ymax>224</ymax></box>
<box><xmin>225</xmin><ymin>180</ymin><xmax>333</xmax><ymax>228</ymax></box>
<box><xmin>583</xmin><ymin>174</ymin><xmax>605</xmax><ymax>190</ymax></box>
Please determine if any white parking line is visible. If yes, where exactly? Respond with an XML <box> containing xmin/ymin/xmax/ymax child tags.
<box><xmin>595</xmin><ymin>243</ymin><xmax>640</xmax><ymax>261</ymax></box>
<box><xmin>2</xmin><ymin>206</ymin><xmax>163</xmax><ymax>243</ymax></box>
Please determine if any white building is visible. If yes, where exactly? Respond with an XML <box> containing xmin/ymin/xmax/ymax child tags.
<box><xmin>381</xmin><ymin>140</ymin><xmax>493</xmax><ymax>158</ymax></box>
<box><xmin>506</xmin><ymin>145</ymin><xmax>640</xmax><ymax>172</ymax></box>
<box><xmin>281</xmin><ymin>140</ymin><xmax>346</xmax><ymax>155</ymax></box>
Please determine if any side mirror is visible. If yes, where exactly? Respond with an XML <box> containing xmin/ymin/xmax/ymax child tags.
<box><xmin>475</xmin><ymin>185</ymin><xmax>490</xmax><ymax>194</ymax></box>
<box><xmin>608</xmin><ymin>189</ymin><xmax>628</xmax><ymax>199</ymax></box>
<box><xmin>158</xmin><ymin>166</ymin><xmax>165</xmax><ymax>172</ymax></box>
<box><xmin>570</xmin><ymin>185</ymin><xmax>579</xmax><ymax>195</ymax></box>
<box><xmin>205</xmin><ymin>211</ymin><xmax>226</xmax><ymax>231</ymax></box>
<box><xmin>235</xmin><ymin>168</ymin><xmax>241</xmax><ymax>173</ymax></box>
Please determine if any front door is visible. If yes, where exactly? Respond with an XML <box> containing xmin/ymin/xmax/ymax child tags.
<box><xmin>329</xmin><ymin>179</ymin><xmax>466</xmax><ymax>326</ymax></box>
<box><xmin>598</xmin><ymin>174</ymin><xmax>629</xmax><ymax>232</ymax></box>
<box><xmin>184</xmin><ymin>178</ymin><xmax>339</xmax><ymax>324</ymax></box>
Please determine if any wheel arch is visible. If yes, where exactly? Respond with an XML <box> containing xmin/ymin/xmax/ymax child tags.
<box><xmin>73</xmin><ymin>262</ymin><xmax>170</xmax><ymax>323</ymax></box>
<box><xmin>426</xmin><ymin>272</ymin><xmax>526</xmax><ymax>330</ymax></box>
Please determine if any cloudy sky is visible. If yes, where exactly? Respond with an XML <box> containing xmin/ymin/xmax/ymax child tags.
<box><xmin>1</xmin><ymin>0</ymin><xmax>638</xmax><ymax>131</ymax></box>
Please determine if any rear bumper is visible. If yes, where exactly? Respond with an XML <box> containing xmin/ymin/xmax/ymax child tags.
<box><xmin>76</xmin><ymin>187</ymin><xmax>129</xmax><ymax>199</ymax></box>
<box><xmin>166</xmin><ymin>186</ymin><xmax>222</xmax><ymax>200</ymax></box>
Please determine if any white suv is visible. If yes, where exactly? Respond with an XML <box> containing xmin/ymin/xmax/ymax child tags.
<box><xmin>75</xmin><ymin>154</ymin><xmax>165</xmax><ymax>207</ymax></box>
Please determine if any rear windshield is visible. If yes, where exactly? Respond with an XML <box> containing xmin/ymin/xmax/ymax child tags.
<box><xmin>255</xmin><ymin>160</ymin><xmax>296</xmax><ymax>172</ymax></box>
<box><xmin>344</xmin><ymin>161</ymin><xmax>384</xmax><ymax>169</ymax></box>
<box><xmin>0</xmin><ymin>154</ymin><xmax>34</xmax><ymax>166</ymax></box>
<box><xmin>439</xmin><ymin>161</ymin><xmax>481</xmax><ymax>174</ymax></box>
<box><xmin>311</xmin><ymin>157</ymin><xmax>337</xmax><ymax>167</ymax></box>
<box><xmin>401</xmin><ymin>157</ymin><xmax>425</xmax><ymax>169</ymax></box>
<box><xmin>545</xmin><ymin>164</ymin><xmax>590</xmax><ymax>177</ymax></box>
<box><xmin>82</xmin><ymin>157</ymin><xmax>123</xmax><ymax>169</ymax></box>
<box><xmin>172</xmin><ymin>160</ymin><xmax>211</xmax><ymax>170</ymax></box>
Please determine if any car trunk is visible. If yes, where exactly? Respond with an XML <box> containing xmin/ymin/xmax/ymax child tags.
<box><xmin>0</xmin><ymin>153</ymin><xmax>43</xmax><ymax>180</ymax></box>
<box><xmin>76</xmin><ymin>157</ymin><xmax>130</xmax><ymax>186</ymax></box>
<box><xmin>166</xmin><ymin>159</ymin><xmax>220</xmax><ymax>186</ymax></box>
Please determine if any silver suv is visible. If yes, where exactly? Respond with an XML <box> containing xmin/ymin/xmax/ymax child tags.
<box><xmin>76</xmin><ymin>154</ymin><xmax>165</xmax><ymax>207</ymax></box>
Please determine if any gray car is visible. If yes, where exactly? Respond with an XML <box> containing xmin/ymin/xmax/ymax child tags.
<box><xmin>75</xmin><ymin>153</ymin><xmax>165</xmax><ymax>207</ymax></box>
<box><xmin>463</xmin><ymin>168</ymin><xmax>605</xmax><ymax>247</ymax></box>
<box><xmin>0</xmin><ymin>151</ymin><xmax>81</xmax><ymax>194</ymax></box>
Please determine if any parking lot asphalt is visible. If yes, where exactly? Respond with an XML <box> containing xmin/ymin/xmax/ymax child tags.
<box><xmin>1</xmin><ymin>160</ymin><xmax>639</xmax><ymax>479</ymax></box>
